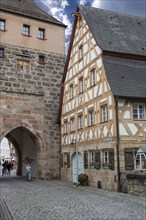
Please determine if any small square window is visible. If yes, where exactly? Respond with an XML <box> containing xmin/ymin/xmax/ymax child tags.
<box><xmin>0</xmin><ymin>19</ymin><xmax>5</xmax><ymax>31</ymax></box>
<box><xmin>38</xmin><ymin>28</ymin><xmax>45</xmax><ymax>39</ymax></box>
<box><xmin>39</xmin><ymin>55</ymin><xmax>45</xmax><ymax>64</ymax></box>
<box><xmin>23</xmin><ymin>24</ymin><xmax>30</xmax><ymax>36</ymax></box>
<box><xmin>0</xmin><ymin>48</ymin><xmax>4</xmax><ymax>57</ymax></box>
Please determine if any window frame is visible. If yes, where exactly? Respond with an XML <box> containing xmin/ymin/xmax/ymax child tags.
<box><xmin>0</xmin><ymin>19</ymin><xmax>6</xmax><ymax>31</ymax></box>
<box><xmin>0</xmin><ymin>48</ymin><xmax>4</xmax><ymax>58</ymax></box>
<box><xmin>39</xmin><ymin>55</ymin><xmax>45</xmax><ymax>64</ymax></box>
<box><xmin>89</xmin><ymin>110</ymin><xmax>94</xmax><ymax>126</ymax></box>
<box><xmin>69</xmin><ymin>84</ymin><xmax>74</xmax><ymax>99</ymax></box>
<box><xmin>64</xmin><ymin>121</ymin><xmax>68</xmax><ymax>134</ymax></box>
<box><xmin>23</xmin><ymin>24</ymin><xmax>30</xmax><ymax>36</ymax></box>
<box><xmin>90</xmin><ymin>68</ymin><xmax>96</xmax><ymax>87</ymax></box>
<box><xmin>101</xmin><ymin>104</ymin><xmax>108</xmax><ymax>123</ymax></box>
<box><xmin>79</xmin><ymin>76</ymin><xmax>84</xmax><ymax>94</ymax></box>
<box><xmin>70</xmin><ymin>117</ymin><xmax>75</xmax><ymax>132</ymax></box>
<box><xmin>79</xmin><ymin>45</ymin><xmax>83</xmax><ymax>60</ymax></box>
<box><xmin>38</xmin><ymin>28</ymin><xmax>45</xmax><ymax>40</ymax></box>
<box><xmin>78</xmin><ymin>114</ymin><xmax>83</xmax><ymax>129</ymax></box>
<box><xmin>133</xmin><ymin>103</ymin><xmax>145</xmax><ymax>120</ymax></box>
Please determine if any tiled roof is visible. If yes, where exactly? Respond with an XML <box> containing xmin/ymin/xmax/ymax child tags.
<box><xmin>0</xmin><ymin>0</ymin><xmax>66</xmax><ymax>27</ymax></box>
<box><xmin>79</xmin><ymin>5</ymin><xmax>146</xmax><ymax>56</ymax></box>
<box><xmin>102</xmin><ymin>56</ymin><xmax>146</xmax><ymax>99</ymax></box>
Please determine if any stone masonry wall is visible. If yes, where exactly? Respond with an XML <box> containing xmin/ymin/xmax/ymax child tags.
<box><xmin>0</xmin><ymin>43</ymin><xmax>65</xmax><ymax>179</ymax></box>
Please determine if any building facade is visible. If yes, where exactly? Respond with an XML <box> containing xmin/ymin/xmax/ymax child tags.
<box><xmin>60</xmin><ymin>5</ymin><xmax>146</xmax><ymax>191</ymax></box>
<box><xmin>0</xmin><ymin>0</ymin><xmax>65</xmax><ymax>178</ymax></box>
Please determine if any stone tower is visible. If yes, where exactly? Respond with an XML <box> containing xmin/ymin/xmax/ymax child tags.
<box><xmin>0</xmin><ymin>0</ymin><xmax>66</xmax><ymax>179</ymax></box>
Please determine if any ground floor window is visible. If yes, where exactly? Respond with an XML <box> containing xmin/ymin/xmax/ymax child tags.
<box><xmin>135</xmin><ymin>147</ymin><xmax>146</xmax><ymax>170</ymax></box>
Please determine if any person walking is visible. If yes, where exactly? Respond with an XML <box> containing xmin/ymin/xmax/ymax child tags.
<box><xmin>26</xmin><ymin>163</ymin><xmax>31</xmax><ymax>181</ymax></box>
<box><xmin>2</xmin><ymin>160</ymin><xmax>7</xmax><ymax>176</ymax></box>
<box><xmin>7</xmin><ymin>162</ymin><xmax>12</xmax><ymax>175</ymax></box>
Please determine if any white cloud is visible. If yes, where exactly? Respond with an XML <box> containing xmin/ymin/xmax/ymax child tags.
<box><xmin>79</xmin><ymin>0</ymin><xmax>88</xmax><ymax>5</ymax></box>
<box><xmin>38</xmin><ymin>0</ymin><xmax>72</xmax><ymax>54</ymax></box>
<box><xmin>92</xmin><ymin>0</ymin><xmax>101</xmax><ymax>8</ymax></box>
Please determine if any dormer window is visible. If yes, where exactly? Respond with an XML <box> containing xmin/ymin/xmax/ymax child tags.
<box><xmin>23</xmin><ymin>24</ymin><xmax>30</xmax><ymax>36</ymax></box>
<box><xmin>38</xmin><ymin>28</ymin><xmax>45</xmax><ymax>39</ymax></box>
<box><xmin>0</xmin><ymin>19</ymin><xmax>5</xmax><ymax>31</ymax></box>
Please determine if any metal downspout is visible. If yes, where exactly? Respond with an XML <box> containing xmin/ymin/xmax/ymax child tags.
<box><xmin>115</xmin><ymin>96</ymin><xmax>121</xmax><ymax>192</ymax></box>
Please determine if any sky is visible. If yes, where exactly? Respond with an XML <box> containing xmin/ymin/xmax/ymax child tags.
<box><xmin>34</xmin><ymin>0</ymin><xmax>146</xmax><ymax>52</ymax></box>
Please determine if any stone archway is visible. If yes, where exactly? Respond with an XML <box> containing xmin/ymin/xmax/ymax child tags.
<box><xmin>0</xmin><ymin>123</ymin><xmax>43</xmax><ymax>178</ymax></box>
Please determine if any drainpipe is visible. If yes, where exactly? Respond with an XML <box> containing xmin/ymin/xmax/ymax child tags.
<box><xmin>115</xmin><ymin>96</ymin><xmax>121</xmax><ymax>192</ymax></box>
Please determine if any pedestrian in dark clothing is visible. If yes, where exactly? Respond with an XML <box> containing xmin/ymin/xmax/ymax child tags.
<box><xmin>2</xmin><ymin>160</ymin><xmax>7</xmax><ymax>176</ymax></box>
<box><xmin>7</xmin><ymin>162</ymin><xmax>12</xmax><ymax>175</ymax></box>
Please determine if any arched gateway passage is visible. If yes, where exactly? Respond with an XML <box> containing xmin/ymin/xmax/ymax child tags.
<box><xmin>0</xmin><ymin>123</ymin><xmax>42</xmax><ymax>178</ymax></box>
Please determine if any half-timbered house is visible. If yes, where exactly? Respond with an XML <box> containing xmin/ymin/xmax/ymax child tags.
<box><xmin>59</xmin><ymin>5</ymin><xmax>146</xmax><ymax>191</ymax></box>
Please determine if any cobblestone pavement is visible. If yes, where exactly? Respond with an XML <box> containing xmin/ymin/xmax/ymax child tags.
<box><xmin>0</xmin><ymin>176</ymin><xmax>146</xmax><ymax>220</ymax></box>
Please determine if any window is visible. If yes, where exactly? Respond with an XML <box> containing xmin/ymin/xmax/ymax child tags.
<box><xmin>39</xmin><ymin>55</ymin><xmax>45</xmax><ymax>64</ymax></box>
<box><xmin>90</xmin><ymin>150</ymin><xmax>100</xmax><ymax>169</ymax></box>
<box><xmin>101</xmin><ymin>105</ymin><xmax>108</xmax><ymax>122</ymax></box>
<box><xmin>124</xmin><ymin>148</ymin><xmax>138</xmax><ymax>170</ymax></box>
<box><xmin>23</xmin><ymin>24</ymin><xmax>30</xmax><ymax>36</ymax></box>
<box><xmin>102</xmin><ymin>149</ymin><xmax>114</xmax><ymax>170</ymax></box>
<box><xmin>38</xmin><ymin>28</ymin><xmax>45</xmax><ymax>39</ymax></box>
<box><xmin>79</xmin><ymin>45</ymin><xmax>83</xmax><ymax>59</ymax></box>
<box><xmin>70</xmin><ymin>118</ymin><xmax>75</xmax><ymax>131</ymax></box>
<box><xmin>64</xmin><ymin>121</ymin><xmax>68</xmax><ymax>133</ymax></box>
<box><xmin>0</xmin><ymin>48</ymin><xmax>4</xmax><ymax>57</ymax></box>
<box><xmin>17</xmin><ymin>60</ymin><xmax>30</xmax><ymax>74</ymax></box>
<box><xmin>133</xmin><ymin>104</ymin><xmax>145</xmax><ymax>120</ymax></box>
<box><xmin>78</xmin><ymin>114</ymin><xmax>83</xmax><ymax>129</ymax></box>
<box><xmin>0</xmin><ymin>19</ymin><xmax>5</xmax><ymax>31</ymax></box>
<box><xmin>89</xmin><ymin>110</ymin><xmax>94</xmax><ymax>126</ymax></box>
<box><xmin>91</xmin><ymin>68</ymin><xmax>96</xmax><ymax>86</ymax></box>
<box><xmin>69</xmin><ymin>84</ymin><xmax>74</xmax><ymax>99</ymax></box>
<box><xmin>79</xmin><ymin>77</ymin><xmax>84</xmax><ymax>93</ymax></box>
<box><xmin>136</xmin><ymin>153</ymin><xmax>146</xmax><ymax>170</ymax></box>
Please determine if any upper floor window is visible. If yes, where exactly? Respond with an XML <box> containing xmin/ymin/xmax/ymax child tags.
<box><xmin>23</xmin><ymin>24</ymin><xmax>30</xmax><ymax>36</ymax></box>
<box><xmin>0</xmin><ymin>48</ymin><xmax>4</xmax><ymax>57</ymax></box>
<box><xmin>64</xmin><ymin>121</ymin><xmax>68</xmax><ymax>134</ymax></box>
<box><xmin>78</xmin><ymin>114</ymin><xmax>83</xmax><ymax>129</ymax></box>
<box><xmin>39</xmin><ymin>55</ymin><xmax>45</xmax><ymax>64</ymax></box>
<box><xmin>79</xmin><ymin>45</ymin><xmax>83</xmax><ymax>60</ymax></box>
<box><xmin>79</xmin><ymin>77</ymin><xmax>84</xmax><ymax>93</ymax></box>
<box><xmin>91</xmin><ymin>68</ymin><xmax>96</xmax><ymax>86</ymax></box>
<box><xmin>69</xmin><ymin>84</ymin><xmax>74</xmax><ymax>99</ymax></box>
<box><xmin>89</xmin><ymin>110</ymin><xmax>94</xmax><ymax>126</ymax></box>
<box><xmin>38</xmin><ymin>28</ymin><xmax>45</xmax><ymax>39</ymax></box>
<box><xmin>133</xmin><ymin>104</ymin><xmax>145</xmax><ymax>120</ymax></box>
<box><xmin>70</xmin><ymin>118</ymin><xmax>75</xmax><ymax>131</ymax></box>
<box><xmin>17</xmin><ymin>60</ymin><xmax>30</xmax><ymax>74</ymax></box>
<box><xmin>101</xmin><ymin>105</ymin><xmax>108</xmax><ymax>122</ymax></box>
<box><xmin>0</xmin><ymin>19</ymin><xmax>5</xmax><ymax>31</ymax></box>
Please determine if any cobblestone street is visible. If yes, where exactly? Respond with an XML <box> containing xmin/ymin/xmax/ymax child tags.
<box><xmin>0</xmin><ymin>176</ymin><xmax>146</xmax><ymax>220</ymax></box>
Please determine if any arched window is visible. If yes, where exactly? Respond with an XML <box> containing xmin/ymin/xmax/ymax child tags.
<box><xmin>135</xmin><ymin>147</ymin><xmax>146</xmax><ymax>170</ymax></box>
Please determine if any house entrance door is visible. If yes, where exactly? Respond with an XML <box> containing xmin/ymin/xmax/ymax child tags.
<box><xmin>72</xmin><ymin>153</ymin><xmax>84</xmax><ymax>183</ymax></box>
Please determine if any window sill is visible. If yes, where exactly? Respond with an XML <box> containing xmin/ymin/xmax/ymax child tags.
<box><xmin>21</xmin><ymin>33</ymin><xmax>32</xmax><ymax>37</ymax></box>
<box><xmin>37</xmin><ymin>37</ymin><xmax>47</xmax><ymax>41</ymax></box>
<box><xmin>0</xmin><ymin>29</ymin><xmax>7</xmax><ymax>32</ymax></box>
<box><xmin>133</xmin><ymin>118</ymin><xmax>146</xmax><ymax>121</ymax></box>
